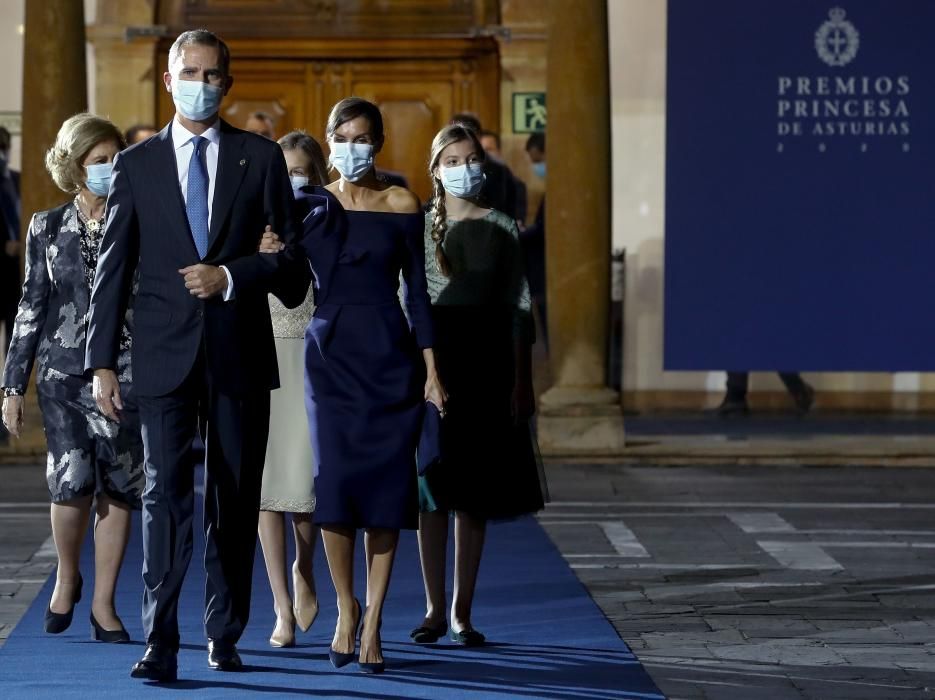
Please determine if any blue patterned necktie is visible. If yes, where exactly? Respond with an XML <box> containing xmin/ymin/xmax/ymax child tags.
<box><xmin>186</xmin><ymin>135</ymin><xmax>209</xmax><ymax>258</ymax></box>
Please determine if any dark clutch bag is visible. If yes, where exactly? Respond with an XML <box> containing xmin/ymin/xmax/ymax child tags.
<box><xmin>417</xmin><ymin>401</ymin><xmax>443</xmax><ymax>476</ymax></box>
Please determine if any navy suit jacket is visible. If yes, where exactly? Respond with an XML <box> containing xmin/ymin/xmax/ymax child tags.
<box><xmin>85</xmin><ymin>119</ymin><xmax>310</xmax><ymax>397</ymax></box>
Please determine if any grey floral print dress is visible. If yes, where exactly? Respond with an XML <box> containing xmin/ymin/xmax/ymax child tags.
<box><xmin>1</xmin><ymin>202</ymin><xmax>143</xmax><ymax>505</ymax></box>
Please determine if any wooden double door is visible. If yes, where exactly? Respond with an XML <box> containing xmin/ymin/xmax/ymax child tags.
<box><xmin>157</xmin><ymin>39</ymin><xmax>500</xmax><ymax>203</ymax></box>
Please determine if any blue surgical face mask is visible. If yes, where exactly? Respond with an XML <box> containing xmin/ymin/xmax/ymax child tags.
<box><xmin>329</xmin><ymin>142</ymin><xmax>374</xmax><ymax>182</ymax></box>
<box><xmin>85</xmin><ymin>162</ymin><xmax>113</xmax><ymax>196</ymax></box>
<box><xmin>532</xmin><ymin>161</ymin><xmax>546</xmax><ymax>179</ymax></box>
<box><xmin>171</xmin><ymin>79</ymin><xmax>224</xmax><ymax>121</ymax></box>
<box><xmin>440</xmin><ymin>162</ymin><xmax>485</xmax><ymax>199</ymax></box>
<box><xmin>290</xmin><ymin>174</ymin><xmax>309</xmax><ymax>193</ymax></box>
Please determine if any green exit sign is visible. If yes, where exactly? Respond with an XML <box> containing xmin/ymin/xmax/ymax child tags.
<box><xmin>512</xmin><ymin>93</ymin><xmax>546</xmax><ymax>133</ymax></box>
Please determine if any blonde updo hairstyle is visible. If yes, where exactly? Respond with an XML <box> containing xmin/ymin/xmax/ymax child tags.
<box><xmin>45</xmin><ymin>113</ymin><xmax>126</xmax><ymax>194</ymax></box>
<box><xmin>427</xmin><ymin>123</ymin><xmax>486</xmax><ymax>278</ymax></box>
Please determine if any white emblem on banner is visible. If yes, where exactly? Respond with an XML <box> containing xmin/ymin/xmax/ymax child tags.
<box><xmin>815</xmin><ymin>7</ymin><xmax>860</xmax><ymax>67</ymax></box>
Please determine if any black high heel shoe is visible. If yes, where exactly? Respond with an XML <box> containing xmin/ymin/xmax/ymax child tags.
<box><xmin>44</xmin><ymin>574</ymin><xmax>82</xmax><ymax>634</ymax></box>
<box><xmin>90</xmin><ymin>612</ymin><xmax>130</xmax><ymax>643</ymax></box>
<box><xmin>329</xmin><ymin>598</ymin><xmax>361</xmax><ymax>669</ymax></box>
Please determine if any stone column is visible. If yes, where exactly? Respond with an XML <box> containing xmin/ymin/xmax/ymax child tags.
<box><xmin>20</xmin><ymin>0</ymin><xmax>88</xmax><ymax>231</ymax></box>
<box><xmin>537</xmin><ymin>0</ymin><xmax>624</xmax><ymax>454</ymax></box>
<box><xmin>12</xmin><ymin>1</ymin><xmax>87</xmax><ymax>458</ymax></box>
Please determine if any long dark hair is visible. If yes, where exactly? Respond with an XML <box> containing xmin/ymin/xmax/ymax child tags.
<box><xmin>427</xmin><ymin>124</ymin><xmax>486</xmax><ymax>277</ymax></box>
<box><xmin>325</xmin><ymin>97</ymin><xmax>384</xmax><ymax>148</ymax></box>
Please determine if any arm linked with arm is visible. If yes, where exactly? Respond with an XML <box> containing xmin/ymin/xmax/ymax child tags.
<box><xmin>223</xmin><ymin>146</ymin><xmax>311</xmax><ymax>308</ymax></box>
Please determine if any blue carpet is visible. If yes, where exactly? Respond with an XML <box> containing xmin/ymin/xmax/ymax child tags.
<box><xmin>0</xmin><ymin>503</ymin><xmax>662</xmax><ymax>699</ymax></box>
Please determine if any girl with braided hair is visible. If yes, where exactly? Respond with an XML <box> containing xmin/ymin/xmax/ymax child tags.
<box><xmin>411</xmin><ymin>124</ymin><xmax>545</xmax><ymax>648</ymax></box>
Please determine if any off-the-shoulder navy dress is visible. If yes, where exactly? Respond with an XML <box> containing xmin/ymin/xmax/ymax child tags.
<box><xmin>298</xmin><ymin>187</ymin><xmax>433</xmax><ymax>530</ymax></box>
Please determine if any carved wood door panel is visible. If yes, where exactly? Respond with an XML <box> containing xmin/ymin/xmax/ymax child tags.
<box><xmin>158</xmin><ymin>47</ymin><xmax>499</xmax><ymax>203</ymax></box>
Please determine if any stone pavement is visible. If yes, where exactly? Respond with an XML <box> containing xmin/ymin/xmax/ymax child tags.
<box><xmin>3</xmin><ymin>460</ymin><xmax>935</xmax><ymax>699</ymax></box>
<box><xmin>0</xmin><ymin>463</ymin><xmax>54</xmax><ymax>646</ymax></box>
<box><xmin>541</xmin><ymin>463</ymin><xmax>935</xmax><ymax>699</ymax></box>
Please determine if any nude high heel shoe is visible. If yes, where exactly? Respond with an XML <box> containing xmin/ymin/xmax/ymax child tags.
<box><xmin>269</xmin><ymin>606</ymin><xmax>296</xmax><ymax>648</ymax></box>
<box><xmin>292</xmin><ymin>562</ymin><xmax>319</xmax><ymax>633</ymax></box>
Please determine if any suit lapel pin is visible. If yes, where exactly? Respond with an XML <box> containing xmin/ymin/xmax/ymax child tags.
<box><xmin>239</xmin><ymin>159</ymin><xmax>246</xmax><ymax>166</ymax></box>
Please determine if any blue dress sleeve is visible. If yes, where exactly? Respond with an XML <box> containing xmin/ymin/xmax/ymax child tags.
<box><xmin>296</xmin><ymin>187</ymin><xmax>344</xmax><ymax>304</ymax></box>
<box><xmin>400</xmin><ymin>214</ymin><xmax>435</xmax><ymax>349</ymax></box>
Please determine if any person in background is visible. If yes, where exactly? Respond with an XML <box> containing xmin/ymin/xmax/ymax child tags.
<box><xmin>375</xmin><ymin>168</ymin><xmax>408</xmax><ymax>188</ymax></box>
<box><xmin>448</xmin><ymin>113</ymin><xmax>518</xmax><ymax>221</ymax></box>
<box><xmin>124</xmin><ymin>124</ymin><xmax>158</xmax><ymax>146</ymax></box>
<box><xmin>0</xmin><ymin>127</ymin><xmax>18</xmax><ymax>446</ymax></box>
<box><xmin>522</xmin><ymin>132</ymin><xmax>547</xmax><ymax>347</ymax></box>
<box><xmin>0</xmin><ymin>126</ymin><xmax>21</xmax><ymax>354</ymax></box>
<box><xmin>301</xmin><ymin>97</ymin><xmax>446</xmax><ymax>674</ymax></box>
<box><xmin>411</xmin><ymin>123</ymin><xmax>543</xmax><ymax>648</ymax></box>
<box><xmin>718</xmin><ymin>372</ymin><xmax>815</xmax><ymax>416</ymax></box>
<box><xmin>478</xmin><ymin>129</ymin><xmax>501</xmax><ymax>159</ymax></box>
<box><xmin>1</xmin><ymin>113</ymin><xmax>143</xmax><ymax>643</ymax></box>
<box><xmin>255</xmin><ymin>130</ymin><xmax>329</xmax><ymax>649</ymax></box>
<box><xmin>479</xmin><ymin>128</ymin><xmax>527</xmax><ymax>224</ymax></box>
<box><xmin>246</xmin><ymin>110</ymin><xmax>276</xmax><ymax>140</ymax></box>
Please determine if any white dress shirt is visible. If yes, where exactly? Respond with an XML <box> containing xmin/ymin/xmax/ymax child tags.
<box><xmin>171</xmin><ymin>116</ymin><xmax>234</xmax><ymax>300</ymax></box>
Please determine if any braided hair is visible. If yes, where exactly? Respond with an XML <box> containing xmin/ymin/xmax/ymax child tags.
<box><xmin>427</xmin><ymin>123</ymin><xmax>486</xmax><ymax>277</ymax></box>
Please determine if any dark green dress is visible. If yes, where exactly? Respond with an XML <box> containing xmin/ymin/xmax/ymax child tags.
<box><xmin>419</xmin><ymin>209</ymin><xmax>545</xmax><ymax>519</ymax></box>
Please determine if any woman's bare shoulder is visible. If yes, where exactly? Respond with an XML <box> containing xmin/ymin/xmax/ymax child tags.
<box><xmin>383</xmin><ymin>186</ymin><xmax>421</xmax><ymax>214</ymax></box>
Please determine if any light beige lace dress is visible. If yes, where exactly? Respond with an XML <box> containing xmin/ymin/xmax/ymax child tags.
<box><xmin>260</xmin><ymin>287</ymin><xmax>316</xmax><ymax>512</ymax></box>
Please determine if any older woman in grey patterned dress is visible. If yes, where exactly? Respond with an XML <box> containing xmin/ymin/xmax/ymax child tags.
<box><xmin>0</xmin><ymin>114</ymin><xmax>143</xmax><ymax>642</ymax></box>
<box><xmin>256</xmin><ymin>131</ymin><xmax>328</xmax><ymax>648</ymax></box>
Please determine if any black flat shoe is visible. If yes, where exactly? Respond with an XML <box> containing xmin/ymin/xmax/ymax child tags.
<box><xmin>130</xmin><ymin>643</ymin><xmax>177</xmax><ymax>682</ymax></box>
<box><xmin>44</xmin><ymin>574</ymin><xmax>83</xmax><ymax>634</ymax></box>
<box><xmin>329</xmin><ymin>598</ymin><xmax>361</xmax><ymax>669</ymax></box>
<box><xmin>449</xmin><ymin>627</ymin><xmax>486</xmax><ymax>646</ymax></box>
<box><xmin>91</xmin><ymin>612</ymin><xmax>130</xmax><ymax>643</ymax></box>
<box><xmin>410</xmin><ymin>624</ymin><xmax>447</xmax><ymax>644</ymax></box>
<box><xmin>208</xmin><ymin>639</ymin><xmax>243</xmax><ymax>671</ymax></box>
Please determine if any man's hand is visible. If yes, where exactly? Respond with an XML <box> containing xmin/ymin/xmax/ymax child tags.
<box><xmin>258</xmin><ymin>225</ymin><xmax>284</xmax><ymax>254</ymax></box>
<box><xmin>178</xmin><ymin>264</ymin><xmax>228</xmax><ymax>299</ymax></box>
<box><xmin>1</xmin><ymin>396</ymin><xmax>24</xmax><ymax>437</ymax></box>
<box><xmin>93</xmin><ymin>369</ymin><xmax>123</xmax><ymax>423</ymax></box>
<box><xmin>4</xmin><ymin>240</ymin><xmax>19</xmax><ymax>257</ymax></box>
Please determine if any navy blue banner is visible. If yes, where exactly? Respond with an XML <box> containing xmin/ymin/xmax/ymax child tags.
<box><xmin>664</xmin><ymin>1</ymin><xmax>935</xmax><ymax>371</ymax></box>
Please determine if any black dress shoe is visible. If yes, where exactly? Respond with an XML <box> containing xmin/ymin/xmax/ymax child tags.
<box><xmin>90</xmin><ymin>612</ymin><xmax>130</xmax><ymax>643</ymax></box>
<box><xmin>208</xmin><ymin>639</ymin><xmax>243</xmax><ymax>671</ymax></box>
<box><xmin>44</xmin><ymin>574</ymin><xmax>82</xmax><ymax>633</ymax></box>
<box><xmin>130</xmin><ymin>643</ymin><xmax>178</xmax><ymax>682</ymax></box>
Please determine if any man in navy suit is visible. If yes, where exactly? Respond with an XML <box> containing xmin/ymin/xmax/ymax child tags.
<box><xmin>86</xmin><ymin>29</ymin><xmax>308</xmax><ymax>681</ymax></box>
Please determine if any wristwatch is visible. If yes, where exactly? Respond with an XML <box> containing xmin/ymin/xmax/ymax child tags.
<box><xmin>2</xmin><ymin>387</ymin><xmax>24</xmax><ymax>398</ymax></box>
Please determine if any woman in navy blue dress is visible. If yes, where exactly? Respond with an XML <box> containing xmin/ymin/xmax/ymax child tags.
<box><xmin>299</xmin><ymin>98</ymin><xmax>446</xmax><ymax>674</ymax></box>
